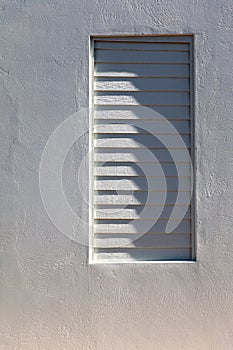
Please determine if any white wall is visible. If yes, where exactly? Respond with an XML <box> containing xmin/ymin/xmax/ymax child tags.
<box><xmin>1</xmin><ymin>1</ymin><xmax>233</xmax><ymax>349</ymax></box>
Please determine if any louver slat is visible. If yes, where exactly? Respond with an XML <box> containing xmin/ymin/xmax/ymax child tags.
<box><xmin>95</xmin><ymin>248</ymin><xmax>191</xmax><ymax>261</ymax></box>
<box><xmin>95</xmin><ymin>77</ymin><xmax>190</xmax><ymax>91</ymax></box>
<box><xmin>94</xmin><ymin>234</ymin><xmax>191</xmax><ymax>248</ymax></box>
<box><xmin>95</xmin><ymin>177</ymin><xmax>191</xmax><ymax>191</ymax></box>
<box><xmin>95</xmin><ymin>106</ymin><xmax>190</xmax><ymax>120</ymax></box>
<box><xmin>95</xmin><ymin>41</ymin><xmax>190</xmax><ymax>51</ymax></box>
<box><xmin>94</xmin><ymin>206</ymin><xmax>191</xmax><ymax>220</ymax></box>
<box><xmin>95</xmin><ymin>91</ymin><xmax>190</xmax><ymax>105</ymax></box>
<box><xmin>94</xmin><ymin>163</ymin><xmax>191</xmax><ymax>176</ymax></box>
<box><xmin>94</xmin><ymin>148</ymin><xmax>191</xmax><ymax>162</ymax></box>
<box><xmin>95</xmin><ymin>135</ymin><xmax>191</xmax><ymax>148</ymax></box>
<box><xmin>94</xmin><ymin>36</ymin><xmax>192</xmax><ymax>42</ymax></box>
<box><xmin>95</xmin><ymin>63</ymin><xmax>190</xmax><ymax>77</ymax></box>
<box><xmin>92</xmin><ymin>36</ymin><xmax>194</xmax><ymax>262</ymax></box>
<box><xmin>95</xmin><ymin>50</ymin><xmax>189</xmax><ymax>63</ymax></box>
<box><xmin>94</xmin><ymin>120</ymin><xmax>190</xmax><ymax>134</ymax></box>
<box><xmin>94</xmin><ymin>220</ymin><xmax>191</xmax><ymax>234</ymax></box>
<box><xmin>94</xmin><ymin>191</ymin><xmax>192</xmax><ymax>206</ymax></box>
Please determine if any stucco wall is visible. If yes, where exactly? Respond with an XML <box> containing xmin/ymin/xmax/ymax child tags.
<box><xmin>1</xmin><ymin>0</ymin><xmax>233</xmax><ymax>349</ymax></box>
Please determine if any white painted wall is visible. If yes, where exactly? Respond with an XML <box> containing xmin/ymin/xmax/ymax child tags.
<box><xmin>1</xmin><ymin>1</ymin><xmax>233</xmax><ymax>349</ymax></box>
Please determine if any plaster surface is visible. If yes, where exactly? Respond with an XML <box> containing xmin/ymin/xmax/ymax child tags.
<box><xmin>1</xmin><ymin>0</ymin><xmax>233</xmax><ymax>349</ymax></box>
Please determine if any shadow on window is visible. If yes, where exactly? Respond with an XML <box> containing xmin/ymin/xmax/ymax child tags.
<box><xmin>95</xmin><ymin>58</ymin><xmax>192</xmax><ymax>261</ymax></box>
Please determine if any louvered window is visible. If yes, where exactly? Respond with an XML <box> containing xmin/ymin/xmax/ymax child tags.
<box><xmin>89</xmin><ymin>35</ymin><xmax>195</xmax><ymax>263</ymax></box>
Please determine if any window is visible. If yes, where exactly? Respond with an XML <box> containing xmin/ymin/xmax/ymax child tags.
<box><xmin>89</xmin><ymin>35</ymin><xmax>195</xmax><ymax>263</ymax></box>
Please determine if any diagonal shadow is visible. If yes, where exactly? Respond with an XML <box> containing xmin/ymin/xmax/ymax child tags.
<box><xmin>94</xmin><ymin>53</ymin><xmax>192</xmax><ymax>260</ymax></box>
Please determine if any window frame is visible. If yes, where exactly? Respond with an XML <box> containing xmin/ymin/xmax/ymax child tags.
<box><xmin>89</xmin><ymin>34</ymin><xmax>196</xmax><ymax>264</ymax></box>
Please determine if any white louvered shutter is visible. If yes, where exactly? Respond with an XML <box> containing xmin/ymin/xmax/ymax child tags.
<box><xmin>90</xmin><ymin>35</ymin><xmax>194</xmax><ymax>262</ymax></box>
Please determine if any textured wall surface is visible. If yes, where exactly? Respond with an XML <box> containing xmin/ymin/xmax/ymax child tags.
<box><xmin>1</xmin><ymin>0</ymin><xmax>233</xmax><ymax>349</ymax></box>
